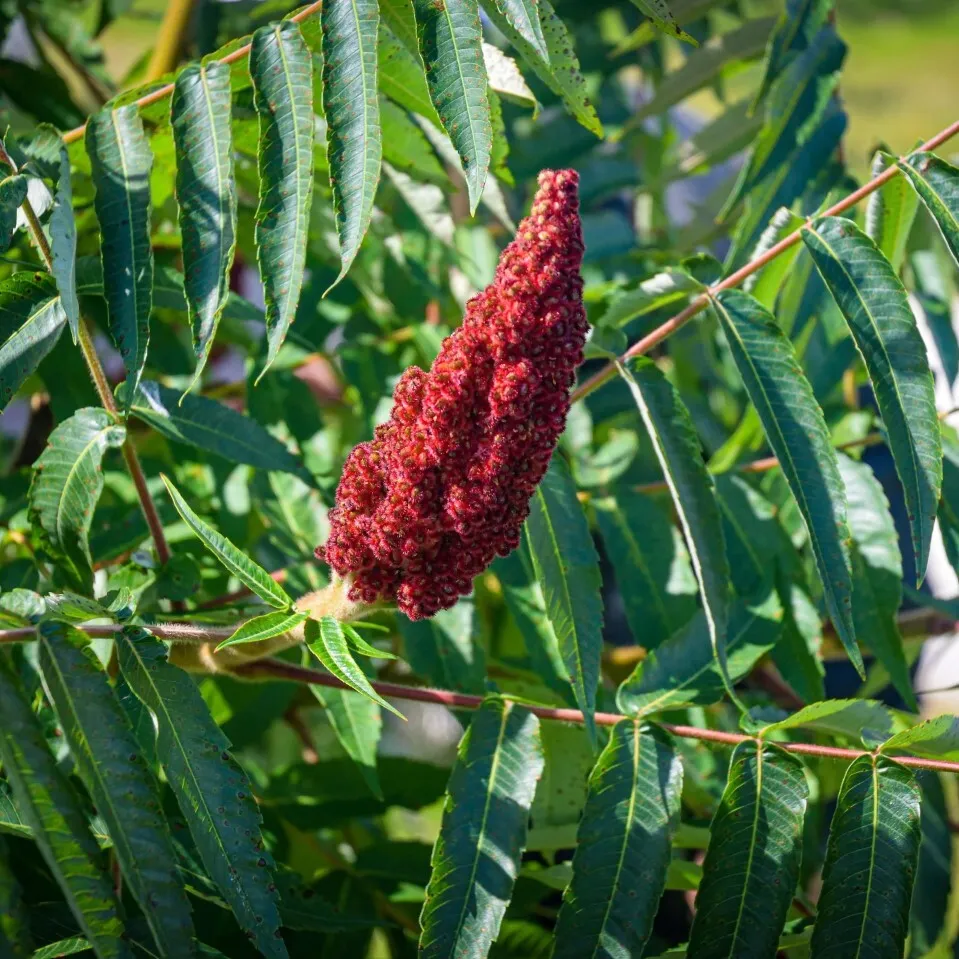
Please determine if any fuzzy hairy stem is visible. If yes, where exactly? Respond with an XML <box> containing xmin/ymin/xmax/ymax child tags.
<box><xmin>167</xmin><ymin>575</ymin><xmax>371</xmax><ymax>673</ymax></box>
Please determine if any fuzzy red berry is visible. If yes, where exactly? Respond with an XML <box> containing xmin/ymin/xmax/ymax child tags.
<box><xmin>319</xmin><ymin>168</ymin><xmax>588</xmax><ymax>620</ymax></box>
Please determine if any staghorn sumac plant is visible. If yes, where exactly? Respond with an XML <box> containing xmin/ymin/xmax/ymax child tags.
<box><xmin>2</xmin><ymin>1</ymin><xmax>959</xmax><ymax>958</ymax></box>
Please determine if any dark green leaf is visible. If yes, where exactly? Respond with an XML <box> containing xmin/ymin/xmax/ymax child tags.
<box><xmin>618</xmin><ymin>358</ymin><xmax>733</xmax><ymax>697</ymax></box>
<box><xmin>483</xmin><ymin>0</ymin><xmax>601</xmax><ymax>138</ymax></box>
<box><xmin>599</xmin><ymin>268</ymin><xmax>704</xmax><ymax>329</ymax></box>
<box><xmin>378</xmin><ymin>21</ymin><xmax>440</xmax><ymax>122</ymax></box>
<box><xmin>711</xmin><ymin>289</ymin><xmax>858</xmax><ymax>671</ymax></box>
<box><xmin>306</xmin><ymin>617</ymin><xmax>404</xmax><ymax>718</ymax></box>
<box><xmin>0</xmin><ymin>658</ymin><xmax>130</xmax><ymax>958</ymax></box>
<box><xmin>126</xmin><ymin>380</ymin><xmax>312</xmax><ymax>481</ymax></box>
<box><xmin>29</xmin><ymin>408</ymin><xmax>126</xmax><ymax>588</ymax></box>
<box><xmin>217</xmin><ymin>610</ymin><xmax>308</xmax><ymax>650</ymax></box>
<box><xmin>687</xmin><ymin>741</ymin><xmax>808</xmax><ymax>958</ymax></box>
<box><xmin>898</xmin><ymin>150</ymin><xmax>959</xmax><ymax>270</ymax></box>
<box><xmin>0</xmin><ymin>271</ymin><xmax>67</xmax><ymax>412</ymax></box>
<box><xmin>752</xmin><ymin>0</ymin><xmax>832</xmax><ymax>108</ymax></box>
<box><xmin>763</xmin><ymin>698</ymin><xmax>895</xmax><ymax>742</ymax></box>
<box><xmin>412</xmin><ymin>0</ymin><xmax>491</xmax><ymax>214</ymax></box>
<box><xmin>803</xmin><ymin>215</ymin><xmax>942</xmax><ymax>583</ymax></box>
<box><xmin>116</xmin><ymin>627</ymin><xmax>287</xmax><ymax>959</ymax></box>
<box><xmin>0</xmin><ymin>173</ymin><xmax>26</xmax><ymax>252</ymax></box>
<box><xmin>489</xmin><ymin>0</ymin><xmax>548</xmax><ymax>61</ymax></box>
<box><xmin>592</xmin><ymin>491</ymin><xmax>698</xmax><ymax>651</ymax></box>
<box><xmin>616</xmin><ymin>592</ymin><xmax>783</xmax><ymax>717</ymax></box>
<box><xmin>810</xmin><ymin>756</ymin><xmax>920</xmax><ymax>958</ymax></box>
<box><xmin>159</xmin><ymin>473</ymin><xmax>293</xmax><ymax>608</ymax></box>
<box><xmin>49</xmin><ymin>146</ymin><xmax>80</xmax><ymax>344</ymax></box>
<box><xmin>250</xmin><ymin>21</ymin><xmax>314</xmax><ymax>379</ymax></box>
<box><xmin>322</xmin><ymin>0</ymin><xmax>382</xmax><ymax>287</ymax></box>
<box><xmin>839</xmin><ymin>454</ymin><xmax>916</xmax><ymax>709</ymax></box>
<box><xmin>881</xmin><ymin>715</ymin><xmax>959</xmax><ymax>761</ymax></box>
<box><xmin>0</xmin><ymin>835</ymin><xmax>32</xmax><ymax>957</ymax></box>
<box><xmin>171</xmin><ymin>61</ymin><xmax>237</xmax><ymax>391</ymax></box>
<box><xmin>397</xmin><ymin>598</ymin><xmax>487</xmax><ymax>694</ymax></box>
<box><xmin>37</xmin><ymin>622</ymin><xmax>195</xmax><ymax>957</ymax></box>
<box><xmin>525</xmin><ymin>455</ymin><xmax>604</xmax><ymax>744</ymax></box>
<box><xmin>629</xmin><ymin>0</ymin><xmax>698</xmax><ymax>44</ymax></box>
<box><xmin>380</xmin><ymin>98</ymin><xmax>445</xmax><ymax>183</ymax></box>
<box><xmin>86</xmin><ymin>106</ymin><xmax>153</xmax><ymax>405</ymax></box>
<box><xmin>721</xmin><ymin>26</ymin><xmax>844</xmax><ymax>218</ymax></box>
<box><xmin>865</xmin><ymin>151</ymin><xmax>919</xmax><ymax>272</ymax></box>
<box><xmin>419</xmin><ymin>698</ymin><xmax>543</xmax><ymax>959</ymax></box>
<box><xmin>552</xmin><ymin>721</ymin><xmax>682</xmax><ymax>959</ymax></box>
<box><xmin>311</xmin><ymin>683</ymin><xmax>383</xmax><ymax>800</ymax></box>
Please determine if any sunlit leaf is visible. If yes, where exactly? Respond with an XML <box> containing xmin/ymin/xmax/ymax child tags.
<box><xmin>116</xmin><ymin>627</ymin><xmax>287</xmax><ymax>958</ymax></box>
<box><xmin>322</xmin><ymin>0</ymin><xmax>382</xmax><ymax>288</ymax></box>
<box><xmin>553</xmin><ymin>721</ymin><xmax>682</xmax><ymax>958</ymax></box>
<box><xmin>29</xmin><ymin>407</ymin><xmax>126</xmax><ymax>588</ymax></box>
<box><xmin>86</xmin><ymin>105</ymin><xmax>153</xmax><ymax>405</ymax></box>
<box><xmin>250</xmin><ymin>21</ymin><xmax>314</xmax><ymax>379</ymax></box>
<box><xmin>803</xmin><ymin>216</ymin><xmax>942</xmax><ymax>583</ymax></box>
<box><xmin>687</xmin><ymin>740</ymin><xmax>808</xmax><ymax>957</ymax></box>
<box><xmin>810</xmin><ymin>755</ymin><xmax>920</xmax><ymax>958</ymax></box>
<box><xmin>159</xmin><ymin>473</ymin><xmax>293</xmax><ymax>608</ymax></box>
<box><xmin>525</xmin><ymin>455</ymin><xmax>604</xmax><ymax>744</ymax></box>
<box><xmin>37</xmin><ymin>622</ymin><xmax>195</xmax><ymax>957</ymax></box>
<box><xmin>419</xmin><ymin>698</ymin><xmax>543</xmax><ymax>959</ymax></box>
<box><xmin>412</xmin><ymin>0</ymin><xmax>491</xmax><ymax>213</ymax></box>
<box><xmin>171</xmin><ymin>61</ymin><xmax>237</xmax><ymax>390</ymax></box>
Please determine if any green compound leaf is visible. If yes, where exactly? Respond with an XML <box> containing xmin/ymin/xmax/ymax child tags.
<box><xmin>37</xmin><ymin>622</ymin><xmax>195</xmax><ymax>958</ymax></box>
<box><xmin>489</xmin><ymin>0</ymin><xmax>548</xmax><ymax>62</ymax></box>
<box><xmin>322</xmin><ymin>0</ymin><xmax>382</xmax><ymax>290</ymax></box>
<box><xmin>0</xmin><ymin>657</ymin><xmax>130</xmax><ymax>959</ymax></box>
<box><xmin>880</xmin><ymin>715</ymin><xmax>959</xmax><ymax>762</ymax></box>
<box><xmin>592</xmin><ymin>490</ymin><xmax>698</xmax><ymax>652</ymax></box>
<box><xmin>250</xmin><ymin>20</ymin><xmax>314</xmax><ymax>380</ymax></box>
<box><xmin>29</xmin><ymin>407</ymin><xmax>126</xmax><ymax>588</ymax></box>
<box><xmin>0</xmin><ymin>271</ymin><xmax>67</xmax><ymax>412</ymax></box>
<box><xmin>378</xmin><ymin>21</ymin><xmax>439</xmax><ymax>122</ymax></box>
<box><xmin>116</xmin><ymin>626</ymin><xmax>287</xmax><ymax>959</ymax></box>
<box><xmin>762</xmin><ymin>698</ymin><xmax>895</xmax><ymax>742</ymax></box>
<box><xmin>899</xmin><ymin>150</ymin><xmax>959</xmax><ymax>270</ymax></box>
<box><xmin>85</xmin><ymin>105</ymin><xmax>153</xmax><ymax>405</ymax></box>
<box><xmin>306</xmin><ymin>617</ymin><xmax>405</xmax><ymax>719</ymax></box>
<box><xmin>865</xmin><ymin>150</ymin><xmax>919</xmax><ymax>272</ymax></box>
<box><xmin>310</xmin><ymin>682</ymin><xmax>383</xmax><ymax>800</ymax></box>
<box><xmin>50</xmin><ymin>145</ymin><xmax>80</xmax><ymax>343</ymax></box>
<box><xmin>483</xmin><ymin>0</ymin><xmax>602</xmax><ymax>138</ymax></box>
<box><xmin>397</xmin><ymin>598</ymin><xmax>487</xmax><ymax>694</ymax></box>
<box><xmin>687</xmin><ymin>740</ymin><xmax>808</xmax><ymax>958</ymax></box>
<box><xmin>217</xmin><ymin>609</ymin><xmax>308</xmax><ymax>651</ymax></box>
<box><xmin>616</xmin><ymin>591</ymin><xmax>783</xmax><ymax>718</ymax></box>
<box><xmin>810</xmin><ymin>755</ymin><xmax>921</xmax><ymax>959</ymax></box>
<box><xmin>803</xmin><ymin>216</ymin><xmax>942</xmax><ymax>584</ymax></box>
<box><xmin>0</xmin><ymin>172</ymin><xmax>27</xmax><ymax>252</ymax></box>
<box><xmin>839</xmin><ymin>454</ymin><xmax>916</xmax><ymax>710</ymax></box>
<box><xmin>0</xmin><ymin>834</ymin><xmax>32</xmax><ymax>957</ymax></box>
<box><xmin>412</xmin><ymin>0</ymin><xmax>491</xmax><ymax>214</ymax></box>
<box><xmin>159</xmin><ymin>473</ymin><xmax>293</xmax><ymax>609</ymax></box>
<box><xmin>525</xmin><ymin>454</ymin><xmax>604</xmax><ymax>745</ymax></box>
<box><xmin>552</xmin><ymin>721</ymin><xmax>682</xmax><ymax>959</ymax></box>
<box><xmin>630</xmin><ymin>0</ymin><xmax>698</xmax><ymax>45</ymax></box>
<box><xmin>127</xmin><ymin>380</ymin><xmax>312</xmax><ymax>482</ymax></box>
<box><xmin>618</xmin><ymin>357</ymin><xmax>734</xmax><ymax>700</ymax></box>
<box><xmin>711</xmin><ymin>289</ymin><xmax>858</xmax><ymax>673</ymax></box>
<box><xmin>171</xmin><ymin>61</ymin><xmax>237</xmax><ymax>391</ymax></box>
<box><xmin>419</xmin><ymin>698</ymin><xmax>544</xmax><ymax>959</ymax></box>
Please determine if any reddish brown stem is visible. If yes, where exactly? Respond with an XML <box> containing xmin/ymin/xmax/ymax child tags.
<box><xmin>236</xmin><ymin>657</ymin><xmax>959</xmax><ymax>774</ymax></box>
<box><xmin>571</xmin><ymin>118</ymin><xmax>959</xmax><ymax>406</ymax></box>
<box><xmin>61</xmin><ymin>0</ymin><xmax>325</xmax><ymax>146</ymax></box>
